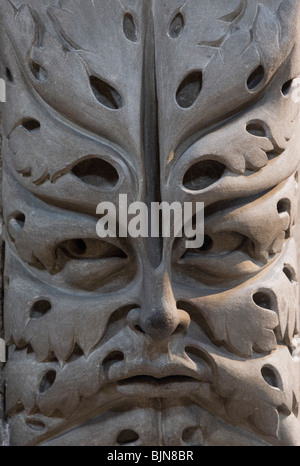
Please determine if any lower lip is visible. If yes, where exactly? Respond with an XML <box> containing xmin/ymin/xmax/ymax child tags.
<box><xmin>115</xmin><ymin>375</ymin><xmax>202</xmax><ymax>397</ymax></box>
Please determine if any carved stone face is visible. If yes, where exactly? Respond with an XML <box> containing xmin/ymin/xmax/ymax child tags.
<box><xmin>1</xmin><ymin>0</ymin><xmax>300</xmax><ymax>446</ymax></box>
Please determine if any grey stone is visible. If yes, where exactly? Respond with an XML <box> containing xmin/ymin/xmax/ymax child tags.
<box><xmin>1</xmin><ymin>0</ymin><xmax>300</xmax><ymax>446</ymax></box>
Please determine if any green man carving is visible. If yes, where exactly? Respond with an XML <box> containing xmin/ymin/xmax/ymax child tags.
<box><xmin>1</xmin><ymin>0</ymin><xmax>300</xmax><ymax>445</ymax></box>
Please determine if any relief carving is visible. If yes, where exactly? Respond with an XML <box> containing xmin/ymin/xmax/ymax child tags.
<box><xmin>1</xmin><ymin>0</ymin><xmax>300</xmax><ymax>446</ymax></box>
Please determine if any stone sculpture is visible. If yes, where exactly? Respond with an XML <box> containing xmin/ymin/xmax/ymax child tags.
<box><xmin>1</xmin><ymin>0</ymin><xmax>300</xmax><ymax>446</ymax></box>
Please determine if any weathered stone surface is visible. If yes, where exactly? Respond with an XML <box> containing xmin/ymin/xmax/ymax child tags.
<box><xmin>1</xmin><ymin>0</ymin><xmax>300</xmax><ymax>446</ymax></box>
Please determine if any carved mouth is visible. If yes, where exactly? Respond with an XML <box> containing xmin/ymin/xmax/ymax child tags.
<box><xmin>101</xmin><ymin>346</ymin><xmax>212</xmax><ymax>394</ymax></box>
<box><xmin>115</xmin><ymin>373</ymin><xmax>202</xmax><ymax>397</ymax></box>
<box><xmin>118</xmin><ymin>375</ymin><xmax>197</xmax><ymax>386</ymax></box>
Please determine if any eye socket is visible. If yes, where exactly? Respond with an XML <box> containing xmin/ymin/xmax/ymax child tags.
<box><xmin>59</xmin><ymin>238</ymin><xmax>127</xmax><ymax>260</ymax></box>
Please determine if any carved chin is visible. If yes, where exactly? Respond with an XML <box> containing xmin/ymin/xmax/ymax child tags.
<box><xmin>19</xmin><ymin>401</ymin><xmax>268</xmax><ymax>447</ymax></box>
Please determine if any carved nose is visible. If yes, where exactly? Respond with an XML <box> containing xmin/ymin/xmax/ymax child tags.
<box><xmin>127</xmin><ymin>271</ymin><xmax>190</xmax><ymax>341</ymax></box>
<box><xmin>127</xmin><ymin>307</ymin><xmax>190</xmax><ymax>341</ymax></box>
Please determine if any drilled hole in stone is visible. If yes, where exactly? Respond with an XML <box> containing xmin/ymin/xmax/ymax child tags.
<box><xmin>25</xmin><ymin>418</ymin><xmax>46</xmax><ymax>431</ymax></box>
<box><xmin>183</xmin><ymin>160</ymin><xmax>225</xmax><ymax>190</ymax></box>
<box><xmin>102</xmin><ymin>351</ymin><xmax>124</xmax><ymax>368</ymax></box>
<box><xmin>71</xmin><ymin>158</ymin><xmax>119</xmax><ymax>188</ymax></box>
<box><xmin>182</xmin><ymin>426</ymin><xmax>204</xmax><ymax>446</ymax></box>
<box><xmin>277</xmin><ymin>198</ymin><xmax>291</xmax><ymax>214</ymax></box>
<box><xmin>169</xmin><ymin>12</ymin><xmax>184</xmax><ymax>38</ymax></box>
<box><xmin>90</xmin><ymin>75</ymin><xmax>122</xmax><ymax>109</ymax></box>
<box><xmin>30</xmin><ymin>299</ymin><xmax>52</xmax><ymax>319</ymax></box>
<box><xmin>6</xmin><ymin>67</ymin><xmax>13</xmax><ymax>82</ymax></box>
<box><xmin>176</xmin><ymin>71</ymin><xmax>202</xmax><ymax>108</ymax></box>
<box><xmin>39</xmin><ymin>370</ymin><xmax>56</xmax><ymax>394</ymax></box>
<box><xmin>261</xmin><ymin>366</ymin><xmax>279</xmax><ymax>388</ymax></box>
<box><xmin>29</xmin><ymin>60</ymin><xmax>48</xmax><ymax>82</ymax></box>
<box><xmin>281</xmin><ymin>79</ymin><xmax>293</xmax><ymax>97</ymax></box>
<box><xmin>116</xmin><ymin>430</ymin><xmax>139</xmax><ymax>445</ymax></box>
<box><xmin>247</xmin><ymin>65</ymin><xmax>265</xmax><ymax>91</ymax></box>
<box><xmin>22</xmin><ymin>118</ymin><xmax>41</xmax><ymax>131</ymax></box>
<box><xmin>246</xmin><ymin>122</ymin><xmax>266</xmax><ymax>137</ymax></box>
<box><xmin>123</xmin><ymin>13</ymin><xmax>137</xmax><ymax>42</ymax></box>
<box><xmin>283</xmin><ymin>265</ymin><xmax>296</xmax><ymax>282</ymax></box>
<box><xmin>252</xmin><ymin>291</ymin><xmax>272</xmax><ymax>309</ymax></box>
<box><xmin>9</xmin><ymin>212</ymin><xmax>25</xmax><ymax>232</ymax></box>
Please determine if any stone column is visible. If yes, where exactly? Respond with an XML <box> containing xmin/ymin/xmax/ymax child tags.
<box><xmin>1</xmin><ymin>0</ymin><xmax>300</xmax><ymax>446</ymax></box>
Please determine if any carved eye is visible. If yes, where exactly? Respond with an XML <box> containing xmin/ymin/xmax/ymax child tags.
<box><xmin>180</xmin><ymin>232</ymin><xmax>249</xmax><ymax>260</ymax></box>
<box><xmin>59</xmin><ymin>238</ymin><xmax>127</xmax><ymax>260</ymax></box>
